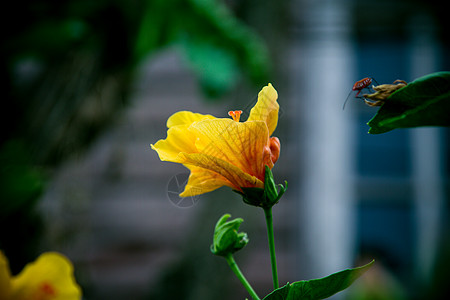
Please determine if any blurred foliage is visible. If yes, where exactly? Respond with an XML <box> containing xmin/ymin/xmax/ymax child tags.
<box><xmin>0</xmin><ymin>140</ymin><xmax>46</xmax><ymax>273</ymax></box>
<box><xmin>0</xmin><ymin>0</ymin><xmax>270</xmax><ymax>272</ymax></box>
<box><xmin>1</xmin><ymin>0</ymin><xmax>271</xmax><ymax>164</ymax></box>
<box><xmin>135</xmin><ymin>0</ymin><xmax>270</xmax><ymax>97</ymax></box>
<box><xmin>367</xmin><ymin>72</ymin><xmax>450</xmax><ymax>134</ymax></box>
<box><xmin>0</xmin><ymin>141</ymin><xmax>45</xmax><ymax>216</ymax></box>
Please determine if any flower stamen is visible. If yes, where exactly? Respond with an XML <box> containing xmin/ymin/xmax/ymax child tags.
<box><xmin>228</xmin><ymin>110</ymin><xmax>243</xmax><ymax>122</ymax></box>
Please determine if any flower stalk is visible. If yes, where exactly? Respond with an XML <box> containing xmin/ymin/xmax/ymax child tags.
<box><xmin>225</xmin><ymin>254</ymin><xmax>261</xmax><ymax>300</ymax></box>
<box><xmin>264</xmin><ymin>207</ymin><xmax>279</xmax><ymax>290</ymax></box>
<box><xmin>237</xmin><ymin>166</ymin><xmax>286</xmax><ymax>289</ymax></box>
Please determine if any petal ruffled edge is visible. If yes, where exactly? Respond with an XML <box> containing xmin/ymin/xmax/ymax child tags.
<box><xmin>167</xmin><ymin>111</ymin><xmax>216</xmax><ymax>128</ymax></box>
<box><xmin>152</xmin><ymin>111</ymin><xmax>218</xmax><ymax>162</ymax></box>
<box><xmin>247</xmin><ymin>83</ymin><xmax>279</xmax><ymax>135</ymax></box>
<box><xmin>151</xmin><ymin>125</ymin><xmax>198</xmax><ymax>161</ymax></box>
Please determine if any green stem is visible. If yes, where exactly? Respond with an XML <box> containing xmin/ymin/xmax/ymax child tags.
<box><xmin>264</xmin><ymin>207</ymin><xmax>279</xmax><ymax>289</ymax></box>
<box><xmin>225</xmin><ymin>254</ymin><xmax>260</xmax><ymax>300</ymax></box>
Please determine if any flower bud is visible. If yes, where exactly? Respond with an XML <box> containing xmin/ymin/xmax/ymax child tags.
<box><xmin>211</xmin><ymin>214</ymin><xmax>249</xmax><ymax>256</ymax></box>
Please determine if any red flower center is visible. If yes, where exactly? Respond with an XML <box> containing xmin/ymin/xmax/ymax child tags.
<box><xmin>35</xmin><ymin>282</ymin><xmax>57</xmax><ymax>300</ymax></box>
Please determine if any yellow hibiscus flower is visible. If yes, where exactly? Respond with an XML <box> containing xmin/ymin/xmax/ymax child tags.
<box><xmin>0</xmin><ymin>251</ymin><xmax>82</xmax><ymax>300</ymax></box>
<box><xmin>151</xmin><ymin>83</ymin><xmax>281</xmax><ymax>197</ymax></box>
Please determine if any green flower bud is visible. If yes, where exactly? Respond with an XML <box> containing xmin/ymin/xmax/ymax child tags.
<box><xmin>211</xmin><ymin>214</ymin><xmax>249</xmax><ymax>256</ymax></box>
<box><xmin>236</xmin><ymin>166</ymin><xmax>287</xmax><ymax>208</ymax></box>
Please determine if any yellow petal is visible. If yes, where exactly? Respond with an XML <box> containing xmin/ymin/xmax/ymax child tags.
<box><xmin>152</xmin><ymin>111</ymin><xmax>217</xmax><ymax>161</ymax></box>
<box><xmin>0</xmin><ymin>251</ymin><xmax>12</xmax><ymax>299</ymax></box>
<box><xmin>189</xmin><ymin>118</ymin><xmax>270</xmax><ymax>180</ymax></box>
<box><xmin>151</xmin><ymin>125</ymin><xmax>198</xmax><ymax>161</ymax></box>
<box><xmin>247</xmin><ymin>83</ymin><xmax>279</xmax><ymax>135</ymax></box>
<box><xmin>167</xmin><ymin>111</ymin><xmax>216</xmax><ymax>128</ymax></box>
<box><xmin>179</xmin><ymin>165</ymin><xmax>234</xmax><ymax>197</ymax></box>
<box><xmin>179</xmin><ymin>152</ymin><xmax>264</xmax><ymax>191</ymax></box>
<box><xmin>10</xmin><ymin>252</ymin><xmax>82</xmax><ymax>300</ymax></box>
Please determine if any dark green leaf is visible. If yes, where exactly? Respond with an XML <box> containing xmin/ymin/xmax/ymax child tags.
<box><xmin>367</xmin><ymin>71</ymin><xmax>450</xmax><ymax>134</ymax></box>
<box><xmin>264</xmin><ymin>283</ymin><xmax>291</xmax><ymax>300</ymax></box>
<box><xmin>263</xmin><ymin>261</ymin><xmax>374</xmax><ymax>300</ymax></box>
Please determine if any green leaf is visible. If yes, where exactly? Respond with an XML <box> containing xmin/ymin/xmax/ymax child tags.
<box><xmin>367</xmin><ymin>71</ymin><xmax>450</xmax><ymax>134</ymax></box>
<box><xmin>263</xmin><ymin>260</ymin><xmax>374</xmax><ymax>300</ymax></box>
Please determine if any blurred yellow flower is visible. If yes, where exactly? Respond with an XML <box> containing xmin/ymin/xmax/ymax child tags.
<box><xmin>151</xmin><ymin>83</ymin><xmax>281</xmax><ymax>197</ymax></box>
<box><xmin>0</xmin><ymin>251</ymin><xmax>82</xmax><ymax>300</ymax></box>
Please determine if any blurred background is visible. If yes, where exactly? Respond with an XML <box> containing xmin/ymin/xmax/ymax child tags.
<box><xmin>1</xmin><ymin>0</ymin><xmax>449</xmax><ymax>299</ymax></box>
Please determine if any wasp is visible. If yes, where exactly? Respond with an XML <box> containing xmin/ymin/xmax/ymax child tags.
<box><xmin>343</xmin><ymin>77</ymin><xmax>379</xmax><ymax>109</ymax></box>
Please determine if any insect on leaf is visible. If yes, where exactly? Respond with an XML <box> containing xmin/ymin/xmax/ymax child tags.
<box><xmin>367</xmin><ymin>71</ymin><xmax>450</xmax><ymax>134</ymax></box>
